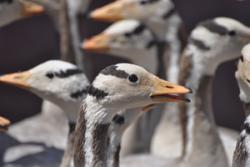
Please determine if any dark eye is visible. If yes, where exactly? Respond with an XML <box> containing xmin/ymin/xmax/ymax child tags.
<box><xmin>46</xmin><ymin>73</ymin><xmax>54</xmax><ymax>79</ymax></box>
<box><xmin>228</xmin><ymin>30</ymin><xmax>236</xmax><ymax>36</ymax></box>
<box><xmin>128</xmin><ymin>74</ymin><xmax>139</xmax><ymax>84</ymax></box>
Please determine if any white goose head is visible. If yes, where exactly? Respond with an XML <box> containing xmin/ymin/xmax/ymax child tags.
<box><xmin>0</xmin><ymin>60</ymin><xmax>89</xmax><ymax>122</ymax></box>
<box><xmin>83</xmin><ymin>20</ymin><xmax>159</xmax><ymax>74</ymax></box>
<box><xmin>87</xmin><ymin>63</ymin><xmax>190</xmax><ymax>110</ymax></box>
<box><xmin>186</xmin><ymin>17</ymin><xmax>250</xmax><ymax>76</ymax></box>
<box><xmin>235</xmin><ymin>44</ymin><xmax>250</xmax><ymax>103</ymax></box>
<box><xmin>0</xmin><ymin>0</ymin><xmax>44</xmax><ymax>27</ymax></box>
<box><xmin>90</xmin><ymin>0</ymin><xmax>175</xmax><ymax>23</ymax></box>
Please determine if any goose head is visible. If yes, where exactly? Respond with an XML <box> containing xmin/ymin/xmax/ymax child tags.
<box><xmin>90</xmin><ymin>0</ymin><xmax>175</xmax><ymax>23</ymax></box>
<box><xmin>0</xmin><ymin>0</ymin><xmax>44</xmax><ymax>26</ymax></box>
<box><xmin>83</xmin><ymin>20</ymin><xmax>159</xmax><ymax>74</ymax></box>
<box><xmin>87</xmin><ymin>63</ymin><xmax>190</xmax><ymax>111</ymax></box>
<box><xmin>0</xmin><ymin>60</ymin><xmax>89</xmax><ymax>122</ymax></box>
<box><xmin>0</xmin><ymin>116</ymin><xmax>10</xmax><ymax>132</ymax></box>
<box><xmin>235</xmin><ymin>44</ymin><xmax>250</xmax><ymax>103</ymax></box>
<box><xmin>187</xmin><ymin>17</ymin><xmax>250</xmax><ymax>76</ymax></box>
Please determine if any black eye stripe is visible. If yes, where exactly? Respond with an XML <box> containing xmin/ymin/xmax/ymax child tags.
<box><xmin>189</xmin><ymin>38</ymin><xmax>210</xmax><ymax>51</ymax></box>
<box><xmin>124</xmin><ymin>24</ymin><xmax>146</xmax><ymax>38</ymax></box>
<box><xmin>70</xmin><ymin>88</ymin><xmax>88</xmax><ymax>99</ymax></box>
<box><xmin>87</xmin><ymin>85</ymin><xmax>108</xmax><ymax>99</ymax></box>
<box><xmin>46</xmin><ymin>68</ymin><xmax>83</xmax><ymax>79</ymax></box>
<box><xmin>100</xmin><ymin>65</ymin><xmax>129</xmax><ymax>79</ymax></box>
<box><xmin>200</xmin><ymin>20</ymin><xmax>228</xmax><ymax>36</ymax></box>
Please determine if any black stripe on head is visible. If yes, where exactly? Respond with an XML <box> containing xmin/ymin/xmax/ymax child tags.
<box><xmin>200</xmin><ymin>20</ymin><xmax>228</xmax><ymax>36</ymax></box>
<box><xmin>100</xmin><ymin>65</ymin><xmax>129</xmax><ymax>79</ymax></box>
<box><xmin>189</xmin><ymin>38</ymin><xmax>210</xmax><ymax>51</ymax></box>
<box><xmin>46</xmin><ymin>68</ymin><xmax>83</xmax><ymax>79</ymax></box>
<box><xmin>70</xmin><ymin>88</ymin><xmax>88</xmax><ymax>99</ymax></box>
<box><xmin>112</xmin><ymin>114</ymin><xmax>125</xmax><ymax>125</ymax></box>
<box><xmin>162</xmin><ymin>8</ymin><xmax>176</xmax><ymax>20</ymax></box>
<box><xmin>0</xmin><ymin>0</ymin><xmax>13</xmax><ymax>4</ymax></box>
<box><xmin>124</xmin><ymin>24</ymin><xmax>146</xmax><ymax>38</ymax></box>
<box><xmin>87</xmin><ymin>85</ymin><xmax>108</xmax><ymax>99</ymax></box>
<box><xmin>140</xmin><ymin>0</ymin><xmax>159</xmax><ymax>5</ymax></box>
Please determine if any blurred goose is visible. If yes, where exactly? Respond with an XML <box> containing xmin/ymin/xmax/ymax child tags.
<box><xmin>0</xmin><ymin>116</ymin><xmax>10</xmax><ymax>132</ymax></box>
<box><xmin>24</xmin><ymin>0</ymin><xmax>91</xmax><ymax>69</ymax></box>
<box><xmin>89</xmin><ymin>0</ymin><xmax>186</xmax><ymax>82</ymax></box>
<box><xmin>176</xmin><ymin>17</ymin><xmax>250</xmax><ymax>166</ymax></box>
<box><xmin>82</xmin><ymin>19</ymin><xmax>182</xmax><ymax>157</ymax></box>
<box><xmin>73</xmin><ymin>63</ymin><xmax>191</xmax><ymax>167</ymax></box>
<box><xmin>0</xmin><ymin>60</ymin><xmax>89</xmax><ymax>166</ymax></box>
<box><xmin>0</xmin><ymin>0</ymin><xmax>44</xmax><ymax>27</ymax></box>
<box><xmin>233</xmin><ymin>43</ymin><xmax>250</xmax><ymax>167</ymax></box>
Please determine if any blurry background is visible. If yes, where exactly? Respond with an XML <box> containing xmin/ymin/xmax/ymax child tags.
<box><xmin>0</xmin><ymin>0</ymin><xmax>249</xmax><ymax>130</ymax></box>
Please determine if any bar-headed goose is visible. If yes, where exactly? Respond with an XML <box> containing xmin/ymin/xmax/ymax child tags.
<box><xmin>176</xmin><ymin>17</ymin><xmax>250</xmax><ymax>166</ymax></box>
<box><xmin>0</xmin><ymin>60</ymin><xmax>89</xmax><ymax>166</ymax></box>
<box><xmin>0</xmin><ymin>116</ymin><xmax>10</xmax><ymax>132</ymax></box>
<box><xmin>73</xmin><ymin>63</ymin><xmax>191</xmax><ymax>167</ymax></box>
<box><xmin>0</xmin><ymin>0</ymin><xmax>44</xmax><ymax>27</ymax></box>
<box><xmin>233</xmin><ymin>43</ymin><xmax>250</xmax><ymax>167</ymax></box>
<box><xmin>83</xmin><ymin>19</ymin><xmax>171</xmax><ymax>156</ymax></box>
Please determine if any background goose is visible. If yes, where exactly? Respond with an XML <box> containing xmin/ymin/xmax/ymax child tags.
<box><xmin>177</xmin><ymin>17</ymin><xmax>250</xmax><ymax>166</ymax></box>
<box><xmin>116</xmin><ymin>17</ymin><xmax>250</xmax><ymax>167</ymax></box>
<box><xmin>233</xmin><ymin>43</ymin><xmax>250</xmax><ymax>167</ymax></box>
<box><xmin>82</xmin><ymin>19</ymin><xmax>183</xmax><ymax>157</ymax></box>
<box><xmin>89</xmin><ymin>0</ymin><xmax>186</xmax><ymax>82</ymax></box>
<box><xmin>0</xmin><ymin>116</ymin><xmax>10</xmax><ymax>132</ymax></box>
<box><xmin>73</xmin><ymin>63</ymin><xmax>190</xmax><ymax>167</ymax></box>
<box><xmin>0</xmin><ymin>0</ymin><xmax>44</xmax><ymax>27</ymax></box>
<box><xmin>0</xmin><ymin>60</ymin><xmax>89</xmax><ymax>167</ymax></box>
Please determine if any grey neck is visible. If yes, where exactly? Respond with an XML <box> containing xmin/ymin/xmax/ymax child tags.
<box><xmin>183</xmin><ymin>75</ymin><xmax>228</xmax><ymax>166</ymax></box>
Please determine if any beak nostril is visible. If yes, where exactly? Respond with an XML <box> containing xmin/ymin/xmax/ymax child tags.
<box><xmin>166</xmin><ymin>86</ymin><xmax>174</xmax><ymax>89</ymax></box>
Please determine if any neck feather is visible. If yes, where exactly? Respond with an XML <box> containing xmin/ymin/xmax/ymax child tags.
<box><xmin>74</xmin><ymin>97</ymin><xmax>116</xmax><ymax>167</ymax></box>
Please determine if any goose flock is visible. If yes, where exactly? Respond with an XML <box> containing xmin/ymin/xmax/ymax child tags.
<box><xmin>0</xmin><ymin>0</ymin><xmax>250</xmax><ymax>167</ymax></box>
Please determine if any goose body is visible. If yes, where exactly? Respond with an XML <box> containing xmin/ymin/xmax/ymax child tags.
<box><xmin>73</xmin><ymin>63</ymin><xmax>190</xmax><ymax>167</ymax></box>
<box><xmin>0</xmin><ymin>0</ymin><xmax>43</xmax><ymax>27</ymax></box>
<box><xmin>0</xmin><ymin>60</ymin><xmax>89</xmax><ymax>166</ymax></box>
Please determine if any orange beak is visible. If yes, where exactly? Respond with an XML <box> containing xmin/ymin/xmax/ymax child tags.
<box><xmin>0</xmin><ymin>117</ymin><xmax>10</xmax><ymax>132</ymax></box>
<box><xmin>150</xmin><ymin>77</ymin><xmax>191</xmax><ymax>103</ymax></box>
<box><xmin>82</xmin><ymin>34</ymin><xmax>111</xmax><ymax>53</ymax></box>
<box><xmin>20</xmin><ymin>0</ymin><xmax>44</xmax><ymax>17</ymax></box>
<box><xmin>90</xmin><ymin>1</ymin><xmax>127</xmax><ymax>22</ymax></box>
<box><xmin>0</xmin><ymin>71</ymin><xmax>32</xmax><ymax>89</ymax></box>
